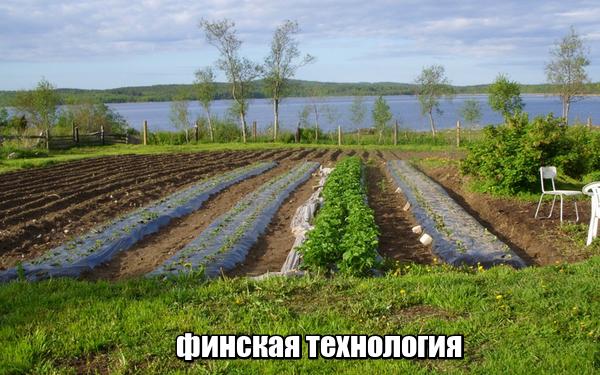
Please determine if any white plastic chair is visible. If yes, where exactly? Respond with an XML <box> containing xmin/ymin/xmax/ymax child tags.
<box><xmin>582</xmin><ymin>182</ymin><xmax>600</xmax><ymax>245</ymax></box>
<box><xmin>534</xmin><ymin>166</ymin><xmax>582</xmax><ymax>223</ymax></box>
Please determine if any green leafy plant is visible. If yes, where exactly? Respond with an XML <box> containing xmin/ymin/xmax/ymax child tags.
<box><xmin>299</xmin><ymin>157</ymin><xmax>379</xmax><ymax>275</ymax></box>
<box><xmin>462</xmin><ymin>112</ymin><xmax>600</xmax><ymax>194</ymax></box>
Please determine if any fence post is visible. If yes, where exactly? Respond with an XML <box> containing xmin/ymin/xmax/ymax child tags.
<box><xmin>394</xmin><ymin>120</ymin><xmax>398</xmax><ymax>146</ymax></box>
<box><xmin>125</xmin><ymin>132</ymin><xmax>128</xmax><ymax>144</ymax></box>
<box><xmin>75</xmin><ymin>127</ymin><xmax>79</xmax><ymax>144</ymax></box>
<box><xmin>194</xmin><ymin>123</ymin><xmax>199</xmax><ymax>142</ymax></box>
<box><xmin>143</xmin><ymin>120</ymin><xmax>148</xmax><ymax>145</ymax></box>
<box><xmin>588</xmin><ymin>117</ymin><xmax>592</xmax><ymax>129</ymax></box>
<box><xmin>100</xmin><ymin>125</ymin><xmax>105</xmax><ymax>145</ymax></box>
<box><xmin>252</xmin><ymin>121</ymin><xmax>257</xmax><ymax>142</ymax></box>
<box><xmin>295</xmin><ymin>122</ymin><xmax>300</xmax><ymax>143</ymax></box>
<box><xmin>71</xmin><ymin>120</ymin><xmax>76</xmax><ymax>141</ymax></box>
<box><xmin>338</xmin><ymin>125</ymin><xmax>342</xmax><ymax>146</ymax></box>
<box><xmin>456</xmin><ymin>120</ymin><xmax>461</xmax><ymax>148</ymax></box>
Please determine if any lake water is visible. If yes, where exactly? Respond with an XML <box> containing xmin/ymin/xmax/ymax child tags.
<box><xmin>108</xmin><ymin>94</ymin><xmax>600</xmax><ymax>132</ymax></box>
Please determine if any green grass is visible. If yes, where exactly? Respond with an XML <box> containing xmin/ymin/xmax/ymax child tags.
<box><xmin>0</xmin><ymin>258</ymin><xmax>598</xmax><ymax>374</ymax></box>
<box><xmin>0</xmin><ymin>142</ymin><xmax>456</xmax><ymax>175</ymax></box>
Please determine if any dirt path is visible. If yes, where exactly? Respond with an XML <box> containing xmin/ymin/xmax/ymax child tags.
<box><xmin>365</xmin><ymin>162</ymin><xmax>434</xmax><ymax>263</ymax></box>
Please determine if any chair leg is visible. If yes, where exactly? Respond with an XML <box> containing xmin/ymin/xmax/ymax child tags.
<box><xmin>534</xmin><ymin>193</ymin><xmax>545</xmax><ymax>219</ymax></box>
<box><xmin>559</xmin><ymin>195</ymin><xmax>564</xmax><ymax>223</ymax></box>
<box><xmin>588</xmin><ymin>215</ymin><xmax>597</xmax><ymax>246</ymax></box>
<box><xmin>574</xmin><ymin>200</ymin><xmax>579</xmax><ymax>223</ymax></box>
<box><xmin>548</xmin><ymin>195</ymin><xmax>557</xmax><ymax>218</ymax></box>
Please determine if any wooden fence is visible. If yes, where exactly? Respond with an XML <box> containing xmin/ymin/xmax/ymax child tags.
<box><xmin>1</xmin><ymin>126</ymin><xmax>138</xmax><ymax>150</ymax></box>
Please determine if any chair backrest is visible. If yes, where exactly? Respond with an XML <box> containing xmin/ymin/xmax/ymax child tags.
<box><xmin>540</xmin><ymin>166</ymin><xmax>557</xmax><ymax>192</ymax></box>
<box><xmin>583</xmin><ymin>182</ymin><xmax>600</xmax><ymax>212</ymax></box>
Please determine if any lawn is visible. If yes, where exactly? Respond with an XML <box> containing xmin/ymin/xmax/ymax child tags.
<box><xmin>0</xmin><ymin>258</ymin><xmax>598</xmax><ymax>374</ymax></box>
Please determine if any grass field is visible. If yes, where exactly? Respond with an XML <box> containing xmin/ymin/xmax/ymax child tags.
<box><xmin>1</xmin><ymin>258</ymin><xmax>598</xmax><ymax>373</ymax></box>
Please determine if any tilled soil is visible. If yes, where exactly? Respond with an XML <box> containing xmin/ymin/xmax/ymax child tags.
<box><xmin>2</xmin><ymin>147</ymin><xmax>587</xmax><ymax>280</ymax></box>
<box><xmin>227</xmin><ymin>150</ymin><xmax>351</xmax><ymax>277</ymax></box>
<box><xmin>0</xmin><ymin>150</ymin><xmax>292</xmax><ymax>269</ymax></box>
<box><xmin>86</xmin><ymin>160</ymin><xmax>300</xmax><ymax>280</ymax></box>
<box><xmin>227</xmin><ymin>171</ymin><xmax>321</xmax><ymax>277</ymax></box>
<box><xmin>364</xmin><ymin>158</ymin><xmax>434</xmax><ymax>264</ymax></box>
<box><xmin>84</xmin><ymin>149</ymin><xmax>333</xmax><ymax>280</ymax></box>
<box><xmin>417</xmin><ymin>163</ymin><xmax>590</xmax><ymax>265</ymax></box>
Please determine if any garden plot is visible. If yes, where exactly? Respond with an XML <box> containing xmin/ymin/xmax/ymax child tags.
<box><xmin>150</xmin><ymin>161</ymin><xmax>320</xmax><ymax>278</ymax></box>
<box><xmin>387</xmin><ymin>160</ymin><xmax>526</xmax><ymax>268</ymax></box>
<box><xmin>0</xmin><ymin>162</ymin><xmax>276</xmax><ymax>282</ymax></box>
<box><xmin>280</xmin><ymin>166</ymin><xmax>333</xmax><ymax>274</ymax></box>
<box><xmin>299</xmin><ymin>157</ymin><xmax>380</xmax><ymax>275</ymax></box>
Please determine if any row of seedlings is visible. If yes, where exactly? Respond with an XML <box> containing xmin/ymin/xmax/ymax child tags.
<box><xmin>149</xmin><ymin>161</ymin><xmax>320</xmax><ymax>278</ymax></box>
<box><xmin>279</xmin><ymin>166</ymin><xmax>334</xmax><ymax>275</ymax></box>
<box><xmin>0</xmin><ymin>162</ymin><xmax>277</xmax><ymax>282</ymax></box>
<box><xmin>298</xmin><ymin>156</ymin><xmax>380</xmax><ymax>275</ymax></box>
<box><xmin>387</xmin><ymin>160</ymin><xmax>525</xmax><ymax>268</ymax></box>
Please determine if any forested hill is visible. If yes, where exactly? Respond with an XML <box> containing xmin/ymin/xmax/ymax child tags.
<box><xmin>1</xmin><ymin>79</ymin><xmax>599</xmax><ymax>106</ymax></box>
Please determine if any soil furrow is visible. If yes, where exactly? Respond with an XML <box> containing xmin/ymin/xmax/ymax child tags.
<box><xmin>85</xmin><ymin>161</ymin><xmax>299</xmax><ymax>280</ymax></box>
<box><xmin>365</xmin><ymin>162</ymin><xmax>434</xmax><ymax>263</ymax></box>
<box><xmin>0</xmin><ymin>154</ymin><xmax>265</xmax><ymax>267</ymax></box>
<box><xmin>227</xmin><ymin>170</ymin><xmax>320</xmax><ymax>277</ymax></box>
<box><xmin>0</xmin><ymin>153</ymin><xmax>261</xmax><ymax>226</ymax></box>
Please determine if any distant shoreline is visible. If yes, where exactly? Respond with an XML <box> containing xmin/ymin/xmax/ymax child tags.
<box><xmin>1</xmin><ymin>79</ymin><xmax>598</xmax><ymax>106</ymax></box>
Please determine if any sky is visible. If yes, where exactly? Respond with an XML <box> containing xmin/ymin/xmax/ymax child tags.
<box><xmin>1</xmin><ymin>0</ymin><xmax>599</xmax><ymax>90</ymax></box>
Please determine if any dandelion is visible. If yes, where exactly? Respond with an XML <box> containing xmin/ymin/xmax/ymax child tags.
<box><xmin>496</xmin><ymin>294</ymin><xmax>503</xmax><ymax>300</ymax></box>
<box><xmin>400</xmin><ymin>289</ymin><xmax>406</xmax><ymax>295</ymax></box>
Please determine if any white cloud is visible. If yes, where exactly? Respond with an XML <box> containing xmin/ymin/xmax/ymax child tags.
<box><xmin>0</xmin><ymin>0</ymin><xmax>598</xmax><ymax>87</ymax></box>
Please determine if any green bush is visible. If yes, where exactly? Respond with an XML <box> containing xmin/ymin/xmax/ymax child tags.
<box><xmin>583</xmin><ymin>170</ymin><xmax>600</xmax><ymax>184</ymax></box>
<box><xmin>213</xmin><ymin>121</ymin><xmax>241</xmax><ymax>142</ymax></box>
<box><xmin>299</xmin><ymin>157</ymin><xmax>379</xmax><ymax>275</ymax></box>
<box><xmin>462</xmin><ymin>113</ymin><xmax>598</xmax><ymax>194</ymax></box>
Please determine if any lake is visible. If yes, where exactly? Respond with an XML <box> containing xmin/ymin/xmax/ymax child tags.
<box><xmin>108</xmin><ymin>94</ymin><xmax>600</xmax><ymax>132</ymax></box>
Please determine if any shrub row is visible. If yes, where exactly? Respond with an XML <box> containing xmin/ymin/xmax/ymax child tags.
<box><xmin>462</xmin><ymin>113</ymin><xmax>600</xmax><ymax>194</ymax></box>
<box><xmin>299</xmin><ymin>156</ymin><xmax>379</xmax><ymax>275</ymax></box>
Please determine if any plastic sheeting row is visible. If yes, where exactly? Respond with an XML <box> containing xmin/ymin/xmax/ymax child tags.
<box><xmin>150</xmin><ymin>161</ymin><xmax>320</xmax><ymax>278</ymax></box>
<box><xmin>387</xmin><ymin>160</ymin><xmax>526</xmax><ymax>268</ymax></box>
<box><xmin>279</xmin><ymin>166</ymin><xmax>333</xmax><ymax>274</ymax></box>
<box><xmin>0</xmin><ymin>162</ymin><xmax>277</xmax><ymax>282</ymax></box>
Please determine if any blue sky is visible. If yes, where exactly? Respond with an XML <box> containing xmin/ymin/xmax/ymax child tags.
<box><xmin>1</xmin><ymin>0</ymin><xmax>599</xmax><ymax>90</ymax></box>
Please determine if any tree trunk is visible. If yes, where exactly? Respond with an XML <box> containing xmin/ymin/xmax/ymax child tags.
<box><xmin>564</xmin><ymin>98</ymin><xmax>571</xmax><ymax>125</ymax></box>
<box><xmin>240</xmin><ymin>112</ymin><xmax>247</xmax><ymax>143</ymax></box>
<box><xmin>428</xmin><ymin>111</ymin><xmax>436</xmax><ymax>137</ymax></box>
<box><xmin>206</xmin><ymin>108</ymin><xmax>214</xmax><ymax>142</ymax></box>
<box><xmin>273</xmin><ymin>99</ymin><xmax>279</xmax><ymax>141</ymax></box>
<box><xmin>314</xmin><ymin>104</ymin><xmax>319</xmax><ymax>142</ymax></box>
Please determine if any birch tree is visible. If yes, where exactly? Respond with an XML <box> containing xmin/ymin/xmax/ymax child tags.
<box><xmin>545</xmin><ymin>27</ymin><xmax>590</xmax><ymax>124</ymax></box>
<box><xmin>200</xmin><ymin>19</ymin><xmax>261</xmax><ymax>143</ymax></box>
<box><xmin>169</xmin><ymin>98</ymin><xmax>191</xmax><ymax>142</ymax></box>
<box><xmin>194</xmin><ymin>66</ymin><xmax>216</xmax><ymax>141</ymax></box>
<box><xmin>415</xmin><ymin>65</ymin><xmax>453</xmax><ymax>136</ymax></box>
<box><xmin>263</xmin><ymin>20</ymin><xmax>314</xmax><ymax>141</ymax></box>
<box><xmin>13</xmin><ymin>78</ymin><xmax>60</xmax><ymax>132</ymax></box>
